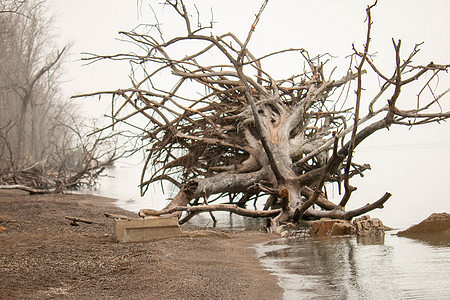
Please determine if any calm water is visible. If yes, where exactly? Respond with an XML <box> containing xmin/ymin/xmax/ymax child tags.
<box><xmin>255</xmin><ymin>233</ymin><xmax>450</xmax><ymax>299</ymax></box>
<box><xmin>82</xmin><ymin>163</ymin><xmax>450</xmax><ymax>299</ymax></box>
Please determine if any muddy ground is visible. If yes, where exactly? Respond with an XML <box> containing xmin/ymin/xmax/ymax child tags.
<box><xmin>0</xmin><ymin>190</ymin><xmax>282</xmax><ymax>299</ymax></box>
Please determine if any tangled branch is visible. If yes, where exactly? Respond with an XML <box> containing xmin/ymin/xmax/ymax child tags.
<box><xmin>73</xmin><ymin>0</ymin><xmax>450</xmax><ymax>230</ymax></box>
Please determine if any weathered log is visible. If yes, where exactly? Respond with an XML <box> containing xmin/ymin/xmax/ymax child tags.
<box><xmin>104</xmin><ymin>213</ymin><xmax>133</xmax><ymax>220</ymax></box>
<box><xmin>301</xmin><ymin>186</ymin><xmax>339</xmax><ymax>210</ymax></box>
<box><xmin>64</xmin><ymin>216</ymin><xmax>99</xmax><ymax>224</ymax></box>
<box><xmin>0</xmin><ymin>184</ymin><xmax>54</xmax><ymax>194</ymax></box>
<box><xmin>301</xmin><ymin>192</ymin><xmax>392</xmax><ymax>220</ymax></box>
<box><xmin>343</xmin><ymin>192</ymin><xmax>392</xmax><ymax>219</ymax></box>
<box><xmin>140</xmin><ymin>204</ymin><xmax>281</xmax><ymax>219</ymax></box>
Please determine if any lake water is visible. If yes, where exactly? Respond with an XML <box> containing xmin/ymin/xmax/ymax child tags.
<box><xmin>82</xmin><ymin>160</ymin><xmax>449</xmax><ymax>299</ymax></box>
<box><xmin>255</xmin><ymin>233</ymin><xmax>450</xmax><ymax>299</ymax></box>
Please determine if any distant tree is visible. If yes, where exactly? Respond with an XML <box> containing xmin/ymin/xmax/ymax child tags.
<box><xmin>0</xmin><ymin>0</ymin><xmax>128</xmax><ymax>192</ymax></box>
<box><xmin>0</xmin><ymin>0</ymin><xmax>25</xmax><ymax>15</ymax></box>
<box><xmin>77</xmin><ymin>0</ymin><xmax>449</xmax><ymax>231</ymax></box>
<box><xmin>0</xmin><ymin>0</ymin><xmax>65</xmax><ymax>164</ymax></box>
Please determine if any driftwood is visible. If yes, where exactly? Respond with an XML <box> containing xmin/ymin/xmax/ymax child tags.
<box><xmin>74</xmin><ymin>1</ymin><xmax>450</xmax><ymax>231</ymax></box>
<box><xmin>140</xmin><ymin>204</ymin><xmax>280</xmax><ymax>218</ymax></box>
<box><xmin>64</xmin><ymin>216</ymin><xmax>99</xmax><ymax>224</ymax></box>
<box><xmin>104</xmin><ymin>213</ymin><xmax>133</xmax><ymax>220</ymax></box>
<box><xmin>139</xmin><ymin>193</ymin><xmax>391</xmax><ymax>222</ymax></box>
<box><xmin>0</xmin><ymin>184</ymin><xmax>54</xmax><ymax>194</ymax></box>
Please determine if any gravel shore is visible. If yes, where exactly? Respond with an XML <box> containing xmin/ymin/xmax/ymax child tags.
<box><xmin>0</xmin><ymin>190</ymin><xmax>282</xmax><ymax>299</ymax></box>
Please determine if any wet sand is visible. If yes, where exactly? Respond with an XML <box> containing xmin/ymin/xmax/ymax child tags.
<box><xmin>0</xmin><ymin>190</ymin><xmax>282</xmax><ymax>299</ymax></box>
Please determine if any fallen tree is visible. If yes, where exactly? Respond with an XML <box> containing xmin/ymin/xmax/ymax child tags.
<box><xmin>0</xmin><ymin>119</ymin><xmax>131</xmax><ymax>193</ymax></box>
<box><xmin>75</xmin><ymin>0</ymin><xmax>450</xmax><ymax>232</ymax></box>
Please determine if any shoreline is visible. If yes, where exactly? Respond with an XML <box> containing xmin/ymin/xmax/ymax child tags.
<box><xmin>0</xmin><ymin>190</ymin><xmax>283</xmax><ymax>299</ymax></box>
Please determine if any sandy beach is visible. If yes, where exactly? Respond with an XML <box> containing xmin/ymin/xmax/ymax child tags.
<box><xmin>0</xmin><ymin>190</ymin><xmax>282</xmax><ymax>299</ymax></box>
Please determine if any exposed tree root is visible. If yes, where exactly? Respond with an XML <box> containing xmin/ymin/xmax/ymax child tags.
<box><xmin>75</xmin><ymin>1</ymin><xmax>450</xmax><ymax>231</ymax></box>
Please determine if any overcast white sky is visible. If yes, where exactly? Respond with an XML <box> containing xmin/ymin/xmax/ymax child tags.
<box><xmin>51</xmin><ymin>0</ymin><xmax>449</xmax><ymax>227</ymax></box>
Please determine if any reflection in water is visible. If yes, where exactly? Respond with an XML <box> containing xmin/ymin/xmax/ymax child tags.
<box><xmin>183</xmin><ymin>211</ymin><xmax>267</xmax><ymax>231</ymax></box>
<box><xmin>356</xmin><ymin>233</ymin><xmax>385</xmax><ymax>245</ymax></box>
<box><xmin>255</xmin><ymin>233</ymin><xmax>450</xmax><ymax>299</ymax></box>
<box><xmin>397</xmin><ymin>232</ymin><xmax>450</xmax><ymax>247</ymax></box>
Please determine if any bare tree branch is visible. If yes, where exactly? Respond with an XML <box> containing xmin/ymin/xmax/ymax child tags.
<box><xmin>73</xmin><ymin>1</ymin><xmax>450</xmax><ymax>232</ymax></box>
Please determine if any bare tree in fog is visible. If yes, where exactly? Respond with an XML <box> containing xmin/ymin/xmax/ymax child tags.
<box><xmin>0</xmin><ymin>0</ymin><xmax>129</xmax><ymax>193</ymax></box>
<box><xmin>0</xmin><ymin>0</ymin><xmax>25</xmax><ymax>15</ymax></box>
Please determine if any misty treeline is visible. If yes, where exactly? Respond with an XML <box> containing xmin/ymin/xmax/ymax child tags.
<box><xmin>0</xmin><ymin>0</ymin><xmax>127</xmax><ymax>193</ymax></box>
